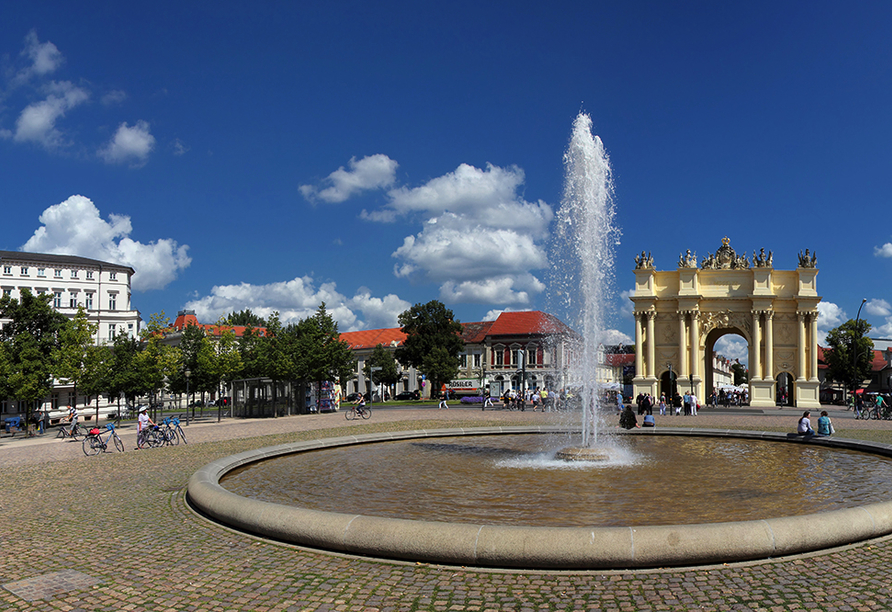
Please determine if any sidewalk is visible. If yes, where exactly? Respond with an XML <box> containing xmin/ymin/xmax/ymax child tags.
<box><xmin>1</xmin><ymin>408</ymin><xmax>892</xmax><ymax>610</ymax></box>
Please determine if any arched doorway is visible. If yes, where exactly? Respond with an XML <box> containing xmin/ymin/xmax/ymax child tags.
<box><xmin>704</xmin><ymin>329</ymin><xmax>749</xmax><ymax>400</ymax></box>
<box><xmin>776</xmin><ymin>372</ymin><xmax>794</xmax><ymax>406</ymax></box>
<box><xmin>630</xmin><ymin>238</ymin><xmax>821</xmax><ymax>409</ymax></box>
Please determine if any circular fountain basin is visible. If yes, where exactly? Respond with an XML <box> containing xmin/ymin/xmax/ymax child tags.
<box><xmin>187</xmin><ymin>426</ymin><xmax>892</xmax><ymax>569</ymax></box>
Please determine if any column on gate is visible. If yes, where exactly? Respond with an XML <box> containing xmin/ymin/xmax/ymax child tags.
<box><xmin>635</xmin><ymin>313</ymin><xmax>644</xmax><ymax>377</ymax></box>
<box><xmin>646</xmin><ymin>311</ymin><xmax>656</xmax><ymax>379</ymax></box>
<box><xmin>809</xmin><ymin>311</ymin><xmax>820</xmax><ymax>382</ymax></box>
<box><xmin>797</xmin><ymin>312</ymin><xmax>807</xmax><ymax>381</ymax></box>
<box><xmin>764</xmin><ymin>311</ymin><xmax>774</xmax><ymax>381</ymax></box>
<box><xmin>678</xmin><ymin>312</ymin><xmax>688</xmax><ymax>380</ymax></box>
<box><xmin>688</xmin><ymin>310</ymin><xmax>699</xmax><ymax>383</ymax></box>
<box><xmin>752</xmin><ymin>310</ymin><xmax>762</xmax><ymax>381</ymax></box>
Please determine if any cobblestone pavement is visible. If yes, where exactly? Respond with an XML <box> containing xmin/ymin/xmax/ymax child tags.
<box><xmin>2</xmin><ymin>406</ymin><xmax>892</xmax><ymax>611</ymax></box>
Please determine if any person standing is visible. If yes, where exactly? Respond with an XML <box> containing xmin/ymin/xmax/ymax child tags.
<box><xmin>136</xmin><ymin>406</ymin><xmax>156</xmax><ymax>449</ymax></box>
<box><xmin>682</xmin><ymin>392</ymin><xmax>691</xmax><ymax>416</ymax></box>
<box><xmin>659</xmin><ymin>393</ymin><xmax>667</xmax><ymax>416</ymax></box>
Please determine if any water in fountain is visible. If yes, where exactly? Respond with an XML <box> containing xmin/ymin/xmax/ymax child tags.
<box><xmin>551</xmin><ymin>112</ymin><xmax>620</xmax><ymax>448</ymax></box>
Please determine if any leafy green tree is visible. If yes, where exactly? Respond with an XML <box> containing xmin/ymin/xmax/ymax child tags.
<box><xmin>56</xmin><ymin>306</ymin><xmax>99</xmax><ymax>419</ymax></box>
<box><xmin>295</xmin><ymin>304</ymin><xmax>355</xmax><ymax>402</ymax></box>
<box><xmin>824</xmin><ymin>318</ymin><xmax>874</xmax><ymax>394</ymax></box>
<box><xmin>225</xmin><ymin>309</ymin><xmax>267</xmax><ymax>327</ymax></box>
<box><xmin>363</xmin><ymin>344</ymin><xmax>400</xmax><ymax>398</ymax></box>
<box><xmin>731</xmin><ymin>362</ymin><xmax>748</xmax><ymax>386</ymax></box>
<box><xmin>207</xmin><ymin>320</ymin><xmax>243</xmax><ymax>405</ymax></box>
<box><xmin>137</xmin><ymin>312</ymin><xmax>181</xmax><ymax>409</ymax></box>
<box><xmin>395</xmin><ymin>300</ymin><xmax>464</xmax><ymax>396</ymax></box>
<box><xmin>0</xmin><ymin>289</ymin><xmax>68</xmax><ymax>415</ymax></box>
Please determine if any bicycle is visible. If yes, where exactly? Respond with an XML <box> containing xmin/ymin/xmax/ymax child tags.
<box><xmin>56</xmin><ymin>419</ymin><xmax>83</xmax><ymax>440</ymax></box>
<box><xmin>170</xmin><ymin>415</ymin><xmax>187</xmax><ymax>444</ymax></box>
<box><xmin>157</xmin><ymin>418</ymin><xmax>182</xmax><ymax>446</ymax></box>
<box><xmin>83</xmin><ymin>423</ymin><xmax>125</xmax><ymax>456</ymax></box>
<box><xmin>136</xmin><ymin>424</ymin><xmax>164</xmax><ymax>449</ymax></box>
<box><xmin>345</xmin><ymin>404</ymin><xmax>371</xmax><ymax>420</ymax></box>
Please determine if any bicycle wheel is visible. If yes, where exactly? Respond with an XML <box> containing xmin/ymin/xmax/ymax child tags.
<box><xmin>113</xmin><ymin>433</ymin><xmax>124</xmax><ymax>453</ymax></box>
<box><xmin>176</xmin><ymin>426</ymin><xmax>187</xmax><ymax>444</ymax></box>
<box><xmin>146</xmin><ymin>429</ymin><xmax>163</xmax><ymax>448</ymax></box>
<box><xmin>169</xmin><ymin>427</ymin><xmax>180</xmax><ymax>445</ymax></box>
<box><xmin>83</xmin><ymin>435</ymin><xmax>103</xmax><ymax>456</ymax></box>
<box><xmin>345</xmin><ymin>407</ymin><xmax>356</xmax><ymax>420</ymax></box>
<box><xmin>361</xmin><ymin>406</ymin><xmax>371</xmax><ymax>419</ymax></box>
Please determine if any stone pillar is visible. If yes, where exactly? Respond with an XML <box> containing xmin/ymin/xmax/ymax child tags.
<box><xmin>646</xmin><ymin>311</ymin><xmax>656</xmax><ymax>380</ymax></box>
<box><xmin>797</xmin><ymin>312</ymin><xmax>807</xmax><ymax>381</ymax></box>
<box><xmin>634</xmin><ymin>313</ymin><xmax>644</xmax><ymax>376</ymax></box>
<box><xmin>678</xmin><ymin>312</ymin><xmax>688</xmax><ymax>379</ymax></box>
<box><xmin>764</xmin><ymin>311</ymin><xmax>774</xmax><ymax>381</ymax></box>
<box><xmin>689</xmin><ymin>311</ymin><xmax>699</xmax><ymax>382</ymax></box>
<box><xmin>809</xmin><ymin>312</ymin><xmax>819</xmax><ymax>382</ymax></box>
<box><xmin>752</xmin><ymin>310</ymin><xmax>762</xmax><ymax>381</ymax></box>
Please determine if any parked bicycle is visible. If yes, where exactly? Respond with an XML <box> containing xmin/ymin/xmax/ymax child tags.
<box><xmin>167</xmin><ymin>415</ymin><xmax>187</xmax><ymax>444</ymax></box>
<box><xmin>83</xmin><ymin>423</ymin><xmax>125</xmax><ymax>456</ymax></box>
<box><xmin>137</xmin><ymin>424</ymin><xmax>164</xmax><ymax>449</ymax></box>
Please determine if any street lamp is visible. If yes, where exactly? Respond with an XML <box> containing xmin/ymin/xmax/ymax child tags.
<box><xmin>185</xmin><ymin>368</ymin><xmax>191</xmax><ymax>425</ymax></box>
<box><xmin>852</xmin><ymin>298</ymin><xmax>867</xmax><ymax>402</ymax></box>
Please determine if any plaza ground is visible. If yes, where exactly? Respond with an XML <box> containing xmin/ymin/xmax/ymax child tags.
<box><xmin>1</xmin><ymin>405</ymin><xmax>891</xmax><ymax>611</ymax></box>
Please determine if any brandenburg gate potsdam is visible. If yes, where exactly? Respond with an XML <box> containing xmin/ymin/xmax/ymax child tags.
<box><xmin>630</xmin><ymin>238</ymin><xmax>822</xmax><ymax>409</ymax></box>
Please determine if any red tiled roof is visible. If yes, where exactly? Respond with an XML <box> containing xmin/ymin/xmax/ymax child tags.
<box><xmin>340</xmin><ymin>328</ymin><xmax>408</xmax><ymax>350</ymax></box>
<box><xmin>817</xmin><ymin>346</ymin><xmax>888</xmax><ymax>372</ymax></box>
<box><xmin>486</xmin><ymin>311</ymin><xmax>571</xmax><ymax>337</ymax></box>
<box><xmin>604</xmin><ymin>353</ymin><xmax>635</xmax><ymax>366</ymax></box>
<box><xmin>171</xmin><ymin>312</ymin><xmax>263</xmax><ymax>338</ymax></box>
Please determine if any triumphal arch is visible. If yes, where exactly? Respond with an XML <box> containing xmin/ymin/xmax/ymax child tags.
<box><xmin>630</xmin><ymin>238</ymin><xmax>821</xmax><ymax>409</ymax></box>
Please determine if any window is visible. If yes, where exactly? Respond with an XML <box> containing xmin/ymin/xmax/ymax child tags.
<box><xmin>108</xmin><ymin>294</ymin><xmax>117</xmax><ymax>310</ymax></box>
<box><xmin>2</xmin><ymin>289</ymin><xmax>11</xmax><ymax>297</ymax></box>
<box><xmin>459</xmin><ymin>354</ymin><xmax>467</xmax><ymax>368</ymax></box>
<box><xmin>54</xmin><ymin>269</ymin><xmax>62</xmax><ymax>278</ymax></box>
<box><xmin>109</xmin><ymin>324</ymin><xmax>117</xmax><ymax>339</ymax></box>
<box><xmin>71</xmin><ymin>270</ymin><xmax>78</xmax><ymax>279</ymax></box>
<box><xmin>37</xmin><ymin>268</ymin><xmax>46</xmax><ymax>277</ymax></box>
<box><xmin>53</xmin><ymin>292</ymin><xmax>62</xmax><ymax>308</ymax></box>
<box><xmin>109</xmin><ymin>272</ymin><xmax>117</xmax><ymax>281</ymax></box>
<box><xmin>69</xmin><ymin>295</ymin><xmax>77</xmax><ymax>308</ymax></box>
<box><xmin>2</xmin><ymin>266</ymin><xmax>11</xmax><ymax>275</ymax></box>
<box><xmin>85</xmin><ymin>293</ymin><xmax>93</xmax><ymax>309</ymax></box>
<box><xmin>20</xmin><ymin>267</ymin><xmax>28</xmax><ymax>276</ymax></box>
<box><xmin>473</xmin><ymin>353</ymin><xmax>481</xmax><ymax>368</ymax></box>
<box><xmin>86</xmin><ymin>271</ymin><xmax>94</xmax><ymax>280</ymax></box>
<box><xmin>494</xmin><ymin>349</ymin><xmax>504</xmax><ymax>366</ymax></box>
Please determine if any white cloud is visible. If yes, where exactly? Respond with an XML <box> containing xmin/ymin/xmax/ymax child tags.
<box><xmin>15</xmin><ymin>30</ymin><xmax>64</xmax><ymax>83</ymax></box>
<box><xmin>300</xmin><ymin>154</ymin><xmax>398</xmax><ymax>203</ymax></box>
<box><xmin>101</xmin><ymin>90</ymin><xmax>127</xmax><ymax>106</ymax></box>
<box><xmin>13</xmin><ymin>81</ymin><xmax>89</xmax><ymax>148</ymax></box>
<box><xmin>714</xmin><ymin>334</ymin><xmax>749</xmax><ymax>366</ymax></box>
<box><xmin>21</xmin><ymin>195</ymin><xmax>190</xmax><ymax>291</ymax></box>
<box><xmin>875</xmin><ymin>241</ymin><xmax>892</xmax><ymax>258</ymax></box>
<box><xmin>182</xmin><ymin>277</ymin><xmax>410</xmax><ymax>332</ymax></box>
<box><xmin>601</xmin><ymin>329</ymin><xmax>632</xmax><ymax>345</ymax></box>
<box><xmin>99</xmin><ymin>120</ymin><xmax>155</xmax><ymax>166</ymax></box>
<box><xmin>866</xmin><ymin>299</ymin><xmax>892</xmax><ymax>318</ymax></box>
<box><xmin>817</xmin><ymin>301</ymin><xmax>847</xmax><ymax>344</ymax></box>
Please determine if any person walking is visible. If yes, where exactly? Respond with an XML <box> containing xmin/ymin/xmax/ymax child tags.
<box><xmin>438</xmin><ymin>393</ymin><xmax>449</xmax><ymax>410</ymax></box>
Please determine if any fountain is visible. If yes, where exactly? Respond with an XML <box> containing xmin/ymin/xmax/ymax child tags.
<box><xmin>551</xmin><ymin>111</ymin><xmax>619</xmax><ymax>458</ymax></box>
<box><xmin>187</xmin><ymin>113</ymin><xmax>892</xmax><ymax>569</ymax></box>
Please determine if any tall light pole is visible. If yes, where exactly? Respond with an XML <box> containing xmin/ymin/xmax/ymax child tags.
<box><xmin>852</xmin><ymin>298</ymin><xmax>867</xmax><ymax>402</ymax></box>
<box><xmin>185</xmin><ymin>368</ymin><xmax>191</xmax><ymax>425</ymax></box>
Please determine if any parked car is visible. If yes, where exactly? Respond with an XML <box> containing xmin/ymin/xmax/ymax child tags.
<box><xmin>395</xmin><ymin>390</ymin><xmax>420</xmax><ymax>401</ymax></box>
<box><xmin>345</xmin><ymin>392</ymin><xmax>361</xmax><ymax>402</ymax></box>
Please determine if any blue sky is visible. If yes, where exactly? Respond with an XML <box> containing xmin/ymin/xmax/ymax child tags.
<box><xmin>2</xmin><ymin>2</ymin><xmax>892</xmax><ymax>365</ymax></box>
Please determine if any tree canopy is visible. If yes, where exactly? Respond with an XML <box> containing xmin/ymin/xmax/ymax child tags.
<box><xmin>823</xmin><ymin>318</ymin><xmax>874</xmax><ymax>393</ymax></box>
<box><xmin>395</xmin><ymin>300</ymin><xmax>463</xmax><ymax>395</ymax></box>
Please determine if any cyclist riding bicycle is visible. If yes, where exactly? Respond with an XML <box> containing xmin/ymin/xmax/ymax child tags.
<box><xmin>354</xmin><ymin>392</ymin><xmax>366</xmax><ymax>416</ymax></box>
<box><xmin>67</xmin><ymin>404</ymin><xmax>78</xmax><ymax>436</ymax></box>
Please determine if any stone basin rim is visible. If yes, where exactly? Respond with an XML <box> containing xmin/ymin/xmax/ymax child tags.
<box><xmin>187</xmin><ymin>426</ymin><xmax>892</xmax><ymax>570</ymax></box>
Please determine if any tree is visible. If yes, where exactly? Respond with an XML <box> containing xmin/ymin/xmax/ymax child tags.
<box><xmin>0</xmin><ymin>289</ymin><xmax>68</xmax><ymax>415</ymax></box>
<box><xmin>731</xmin><ymin>362</ymin><xmax>749</xmax><ymax>386</ymax></box>
<box><xmin>137</xmin><ymin>312</ymin><xmax>181</xmax><ymax>409</ymax></box>
<box><xmin>364</xmin><ymin>344</ymin><xmax>400</xmax><ymax>399</ymax></box>
<box><xmin>225</xmin><ymin>309</ymin><xmax>267</xmax><ymax>328</ymax></box>
<box><xmin>395</xmin><ymin>300</ymin><xmax>464</xmax><ymax>396</ymax></box>
<box><xmin>56</xmin><ymin>306</ymin><xmax>99</xmax><ymax>419</ymax></box>
<box><xmin>295</xmin><ymin>304</ymin><xmax>355</xmax><ymax>401</ymax></box>
<box><xmin>824</xmin><ymin>318</ymin><xmax>874</xmax><ymax>395</ymax></box>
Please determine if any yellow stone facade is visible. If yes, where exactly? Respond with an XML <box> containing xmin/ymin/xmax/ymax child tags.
<box><xmin>630</xmin><ymin>239</ymin><xmax>821</xmax><ymax>409</ymax></box>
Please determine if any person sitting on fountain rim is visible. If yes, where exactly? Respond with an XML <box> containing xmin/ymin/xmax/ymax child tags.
<box><xmin>797</xmin><ymin>411</ymin><xmax>815</xmax><ymax>436</ymax></box>
<box><xmin>816</xmin><ymin>410</ymin><xmax>834</xmax><ymax>436</ymax></box>
<box><xmin>642</xmin><ymin>413</ymin><xmax>655</xmax><ymax>428</ymax></box>
<box><xmin>619</xmin><ymin>405</ymin><xmax>639</xmax><ymax>429</ymax></box>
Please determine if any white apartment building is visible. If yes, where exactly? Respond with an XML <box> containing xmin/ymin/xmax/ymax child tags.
<box><xmin>1</xmin><ymin>250</ymin><xmax>141</xmax><ymax>418</ymax></box>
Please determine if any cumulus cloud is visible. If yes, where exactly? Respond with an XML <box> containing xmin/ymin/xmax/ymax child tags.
<box><xmin>817</xmin><ymin>301</ymin><xmax>848</xmax><ymax>343</ymax></box>
<box><xmin>182</xmin><ymin>277</ymin><xmax>411</xmax><ymax>332</ymax></box>
<box><xmin>714</xmin><ymin>334</ymin><xmax>749</xmax><ymax>366</ymax></box>
<box><xmin>875</xmin><ymin>241</ymin><xmax>892</xmax><ymax>258</ymax></box>
<box><xmin>99</xmin><ymin>120</ymin><xmax>155</xmax><ymax>166</ymax></box>
<box><xmin>21</xmin><ymin>195</ymin><xmax>190</xmax><ymax>291</ymax></box>
<box><xmin>865</xmin><ymin>299</ymin><xmax>892</xmax><ymax>318</ymax></box>
<box><xmin>15</xmin><ymin>30</ymin><xmax>64</xmax><ymax>83</ymax></box>
<box><xmin>300</xmin><ymin>154</ymin><xmax>398</xmax><ymax>203</ymax></box>
<box><xmin>101</xmin><ymin>90</ymin><xmax>127</xmax><ymax>106</ymax></box>
<box><xmin>12</xmin><ymin>81</ymin><xmax>89</xmax><ymax>148</ymax></box>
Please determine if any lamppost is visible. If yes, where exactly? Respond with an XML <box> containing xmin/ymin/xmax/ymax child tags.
<box><xmin>185</xmin><ymin>368</ymin><xmax>191</xmax><ymax>425</ymax></box>
<box><xmin>852</xmin><ymin>298</ymin><xmax>867</xmax><ymax>403</ymax></box>
<box><xmin>666</xmin><ymin>362</ymin><xmax>674</xmax><ymax>407</ymax></box>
